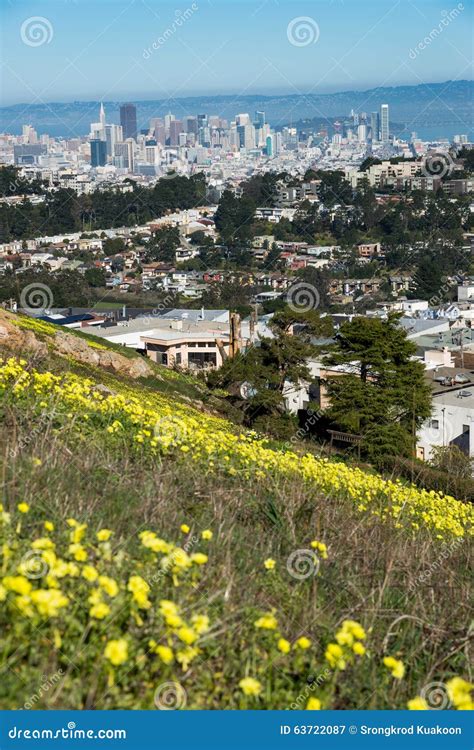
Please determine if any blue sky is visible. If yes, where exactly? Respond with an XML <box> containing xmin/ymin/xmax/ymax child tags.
<box><xmin>0</xmin><ymin>0</ymin><xmax>472</xmax><ymax>105</ymax></box>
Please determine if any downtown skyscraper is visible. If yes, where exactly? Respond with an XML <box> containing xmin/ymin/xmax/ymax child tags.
<box><xmin>380</xmin><ymin>104</ymin><xmax>389</xmax><ymax>143</ymax></box>
<box><xmin>120</xmin><ymin>103</ymin><xmax>138</xmax><ymax>141</ymax></box>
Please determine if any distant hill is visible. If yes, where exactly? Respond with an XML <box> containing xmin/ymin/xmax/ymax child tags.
<box><xmin>0</xmin><ymin>80</ymin><xmax>472</xmax><ymax>140</ymax></box>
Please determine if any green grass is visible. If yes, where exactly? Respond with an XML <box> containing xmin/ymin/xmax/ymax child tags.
<box><xmin>0</xmin><ymin>354</ymin><xmax>471</xmax><ymax>710</ymax></box>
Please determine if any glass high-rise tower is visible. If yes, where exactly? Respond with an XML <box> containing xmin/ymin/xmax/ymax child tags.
<box><xmin>380</xmin><ymin>104</ymin><xmax>389</xmax><ymax>143</ymax></box>
<box><xmin>120</xmin><ymin>103</ymin><xmax>137</xmax><ymax>141</ymax></box>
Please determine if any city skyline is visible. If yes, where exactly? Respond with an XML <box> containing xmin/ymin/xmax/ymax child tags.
<box><xmin>0</xmin><ymin>0</ymin><xmax>471</xmax><ymax>107</ymax></box>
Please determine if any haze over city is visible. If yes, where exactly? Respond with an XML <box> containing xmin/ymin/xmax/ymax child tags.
<box><xmin>1</xmin><ymin>0</ymin><xmax>472</xmax><ymax>105</ymax></box>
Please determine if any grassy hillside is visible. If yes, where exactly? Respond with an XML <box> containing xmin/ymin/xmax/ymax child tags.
<box><xmin>0</xmin><ymin>314</ymin><xmax>473</xmax><ymax>710</ymax></box>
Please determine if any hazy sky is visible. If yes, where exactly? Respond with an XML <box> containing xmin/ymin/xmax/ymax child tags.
<box><xmin>1</xmin><ymin>0</ymin><xmax>472</xmax><ymax>105</ymax></box>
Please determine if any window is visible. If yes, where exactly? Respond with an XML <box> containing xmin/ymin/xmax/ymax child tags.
<box><xmin>430</xmin><ymin>419</ymin><xmax>439</xmax><ymax>429</ymax></box>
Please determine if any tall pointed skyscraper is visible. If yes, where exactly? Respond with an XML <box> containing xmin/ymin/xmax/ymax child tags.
<box><xmin>380</xmin><ymin>104</ymin><xmax>389</xmax><ymax>143</ymax></box>
<box><xmin>99</xmin><ymin>102</ymin><xmax>106</xmax><ymax>129</ymax></box>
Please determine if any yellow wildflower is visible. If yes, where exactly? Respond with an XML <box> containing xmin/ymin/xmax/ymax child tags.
<box><xmin>156</xmin><ymin>645</ymin><xmax>174</xmax><ymax>665</ymax></box>
<box><xmin>306</xmin><ymin>697</ymin><xmax>321</xmax><ymax>710</ymax></box>
<box><xmin>190</xmin><ymin>553</ymin><xmax>208</xmax><ymax>565</ymax></box>
<box><xmin>30</xmin><ymin>589</ymin><xmax>69</xmax><ymax>617</ymax></box>
<box><xmin>446</xmin><ymin>677</ymin><xmax>474</xmax><ymax>710</ymax></box>
<box><xmin>177</xmin><ymin>627</ymin><xmax>198</xmax><ymax>645</ymax></box>
<box><xmin>127</xmin><ymin>575</ymin><xmax>151</xmax><ymax>609</ymax></box>
<box><xmin>191</xmin><ymin>614</ymin><xmax>210</xmax><ymax>634</ymax></box>
<box><xmin>239</xmin><ymin>677</ymin><xmax>262</xmax><ymax>696</ymax></box>
<box><xmin>325</xmin><ymin>643</ymin><xmax>346</xmax><ymax>670</ymax></box>
<box><xmin>264</xmin><ymin>558</ymin><xmax>276</xmax><ymax>570</ymax></box>
<box><xmin>3</xmin><ymin>576</ymin><xmax>32</xmax><ymax>596</ymax></box>
<box><xmin>97</xmin><ymin>529</ymin><xmax>113</xmax><ymax>542</ymax></box>
<box><xmin>17</xmin><ymin>503</ymin><xmax>29</xmax><ymax>514</ymax></box>
<box><xmin>277</xmin><ymin>638</ymin><xmax>291</xmax><ymax>654</ymax></box>
<box><xmin>82</xmin><ymin>565</ymin><xmax>98</xmax><ymax>582</ymax></box>
<box><xmin>407</xmin><ymin>697</ymin><xmax>429</xmax><ymax>710</ymax></box>
<box><xmin>98</xmin><ymin>575</ymin><xmax>119</xmax><ymax>598</ymax></box>
<box><xmin>104</xmin><ymin>638</ymin><xmax>128</xmax><ymax>666</ymax></box>
<box><xmin>294</xmin><ymin>636</ymin><xmax>311</xmax><ymax>650</ymax></box>
<box><xmin>255</xmin><ymin>613</ymin><xmax>278</xmax><ymax>630</ymax></box>
<box><xmin>89</xmin><ymin>602</ymin><xmax>110</xmax><ymax>619</ymax></box>
<box><xmin>383</xmin><ymin>656</ymin><xmax>405</xmax><ymax>680</ymax></box>
<box><xmin>310</xmin><ymin>540</ymin><xmax>328</xmax><ymax>559</ymax></box>
<box><xmin>68</xmin><ymin>543</ymin><xmax>87</xmax><ymax>562</ymax></box>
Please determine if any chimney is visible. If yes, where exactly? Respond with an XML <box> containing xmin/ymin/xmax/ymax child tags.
<box><xmin>229</xmin><ymin>312</ymin><xmax>241</xmax><ymax>357</ymax></box>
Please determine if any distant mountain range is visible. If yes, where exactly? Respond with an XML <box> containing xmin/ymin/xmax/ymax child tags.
<box><xmin>0</xmin><ymin>80</ymin><xmax>472</xmax><ymax>140</ymax></box>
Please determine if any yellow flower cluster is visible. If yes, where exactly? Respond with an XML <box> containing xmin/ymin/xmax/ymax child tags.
<box><xmin>407</xmin><ymin>678</ymin><xmax>473</xmax><ymax>710</ymax></box>
<box><xmin>152</xmin><ymin>599</ymin><xmax>210</xmax><ymax>671</ymax></box>
<box><xmin>325</xmin><ymin>620</ymin><xmax>367</xmax><ymax>670</ymax></box>
<box><xmin>0</xmin><ymin>500</ymin><xmax>471</xmax><ymax>710</ymax></box>
<box><xmin>1</xmin><ymin>356</ymin><xmax>472</xmax><ymax>540</ymax></box>
<box><xmin>1</xmin><ymin>503</ymin><xmax>212</xmax><ymax>682</ymax></box>
<box><xmin>446</xmin><ymin>677</ymin><xmax>474</xmax><ymax>710</ymax></box>
<box><xmin>383</xmin><ymin>656</ymin><xmax>406</xmax><ymax>680</ymax></box>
